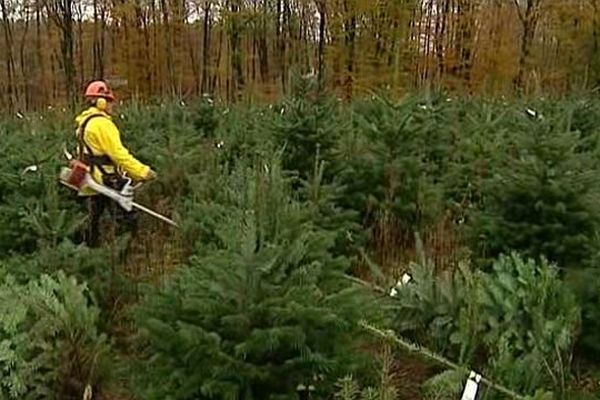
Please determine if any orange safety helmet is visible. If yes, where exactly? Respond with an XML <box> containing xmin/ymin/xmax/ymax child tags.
<box><xmin>84</xmin><ymin>80</ymin><xmax>115</xmax><ymax>101</ymax></box>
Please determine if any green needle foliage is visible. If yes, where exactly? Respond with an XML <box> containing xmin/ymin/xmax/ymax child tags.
<box><xmin>470</xmin><ymin>105</ymin><xmax>600</xmax><ymax>269</ymax></box>
<box><xmin>270</xmin><ymin>75</ymin><xmax>345</xmax><ymax>183</ymax></box>
<box><xmin>391</xmin><ymin>252</ymin><xmax>579</xmax><ymax>397</ymax></box>
<box><xmin>1</xmin><ymin>92</ymin><xmax>600</xmax><ymax>398</ymax></box>
<box><xmin>132</xmin><ymin>155</ymin><xmax>381</xmax><ymax>400</ymax></box>
<box><xmin>0</xmin><ymin>271</ymin><xmax>112</xmax><ymax>400</ymax></box>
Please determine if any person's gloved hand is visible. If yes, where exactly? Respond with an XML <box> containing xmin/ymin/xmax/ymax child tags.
<box><xmin>145</xmin><ymin>169</ymin><xmax>157</xmax><ymax>181</ymax></box>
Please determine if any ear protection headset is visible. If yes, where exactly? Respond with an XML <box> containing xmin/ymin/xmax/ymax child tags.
<box><xmin>95</xmin><ymin>97</ymin><xmax>107</xmax><ymax>111</ymax></box>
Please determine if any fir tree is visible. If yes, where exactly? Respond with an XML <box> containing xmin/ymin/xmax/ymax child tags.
<box><xmin>333</xmin><ymin>94</ymin><xmax>445</xmax><ymax>241</ymax></box>
<box><xmin>270</xmin><ymin>74</ymin><xmax>344</xmax><ymax>183</ymax></box>
<box><xmin>470</xmin><ymin>106</ymin><xmax>600</xmax><ymax>269</ymax></box>
<box><xmin>132</xmin><ymin>154</ymin><xmax>381</xmax><ymax>400</ymax></box>
<box><xmin>0</xmin><ymin>271</ymin><xmax>112</xmax><ymax>399</ymax></box>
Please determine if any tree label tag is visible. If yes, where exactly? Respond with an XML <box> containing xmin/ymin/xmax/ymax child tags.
<box><xmin>460</xmin><ymin>371</ymin><xmax>481</xmax><ymax>400</ymax></box>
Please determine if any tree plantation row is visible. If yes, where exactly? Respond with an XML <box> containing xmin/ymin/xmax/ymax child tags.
<box><xmin>0</xmin><ymin>87</ymin><xmax>599</xmax><ymax>398</ymax></box>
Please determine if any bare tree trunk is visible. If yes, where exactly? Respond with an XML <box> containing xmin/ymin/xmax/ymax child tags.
<box><xmin>214</xmin><ymin>15</ymin><xmax>223</xmax><ymax>93</ymax></box>
<box><xmin>187</xmin><ymin>4</ymin><xmax>200</xmax><ymax>95</ymax></box>
<box><xmin>63</xmin><ymin>0</ymin><xmax>76</xmax><ymax>107</ymax></box>
<box><xmin>278</xmin><ymin>0</ymin><xmax>288</xmax><ymax>93</ymax></box>
<box><xmin>591</xmin><ymin>0</ymin><xmax>600</xmax><ymax>86</ymax></box>
<box><xmin>120</xmin><ymin>0</ymin><xmax>133</xmax><ymax>94</ymax></box>
<box><xmin>1</xmin><ymin>0</ymin><xmax>17</xmax><ymax>110</ymax></box>
<box><xmin>252</xmin><ymin>33</ymin><xmax>257</xmax><ymax>84</ymax></box>
<box><xmin>390</xmin><ymin>18</ymin><xmax>400</xmax><ymax>86</ymax></box>
<box><xmin>137</xmin><ymin>0</ymin><xmax>148</xmax><ymax>92</ymax></box>
<box><xmin>411</xmin><ymin>1</ymin><xmax>423</xmax><ymax>87</ymax></box>
<box><xmin>435</xmin><ymin>0</ymin><xmax>449</xmax><ymax>85</ymax></box>
<box><xmin>301</xmin><ymin>1</ymin><xmax>311</xmax><ymax>73</ymax></box>
<box><xmin>172</xmin><ymin>0</ymin><xmax>186</xmax><ymax>95</ymax></box>
<box><xmin>201</xmin><ymin>0</ymin><xmax>211</xmax><ymax>93</ymax></box>
<box><xmin>35</xmin><ymin>5</ymin><xmax>46</xmax><ymax>107</ymax></box>
<box><xmin>422</xmin><ymin>0</ymin><xmax>434</xmax><ymax>87</ymax></box>
<box><xmin>258</xmin><ymin>0</ymin><xmax>269</xmax><ymax>82</ymax></box>
<box><xmin>151</xmin><ymin>0</ymin><xmax>159</xmax><ymax>94</ymax></box>
<box><xmin>19</xmin><ymin>5</ymin><xmax>31</xmax><ymax>109</ymax></box>
<box><xmin>285</xmin><ymin>0</ymin><xmax>293</xmax><ymax>71</ymax></box>
<box><xmin>142</xmin><ymin>1</ymin><xmax>152</xmax><ymax>93</ymax></box>
<box><xmin>130</xmin><ymin>0</ymin><xmax>143</xmax><ymax>96</ymax></box>
<box><xmin>100</xmin><ymin>0</ymin><xmax>106</xmax><ymax>77</ymax></box>
<box><xmin>76</xmin><ymin>1</ymin><xmax>84</xmax><ymax>89</ymax></box>
<box><xmin>251</xmin><ymin>0</ymin><xmax>258</xmax><ymax>83</ymax></box>
<box><xmin>316</xmin><ymin>0</ymin><xmax>326</xmax><ymax>91</ymax></box>
<box><xmin>343</xmin><ymin>0</ymin><xmax>356</xmax><ymax>99</ymax></box>
<box><xmin>297</xmin><ymin>0</ymin><xmax>305</xmax><ymax>68</ymax></box>
<box><xmin>93</xmin><ymin>0</ymin><xmax>99</xmax><ymax>77</ymax></box>
<box><xmin>374</xmin><ymin>5</ymin><xmax>383</xmax><ymax>62</ymax></box>
<box><xmin>91</xmin><ymin>0</ymin><xmax>105</xmax><ymax>79</ymax></box>
<box><xmin>160</xmin><ymin>0</ymin><xmax>174</xmax><ymax>93</ymax></box>
<box><xmin>229</xmin><ymin>0</ymin><xmax>244</xmax><ymax>100</ymax></box>
<box><xmin>513</xmin><ymin>0</ymin><xmax>543</xmax><ymax>91</ymax></box>
<box><xmin>46</xmin><ymin>0</ymin><xmax>77</xmax><ymax>108</ymax></box>
<box><xmin>455</xmin><ymin>0</ymin><xmax>477</xmax><ymax>91</ymax></box>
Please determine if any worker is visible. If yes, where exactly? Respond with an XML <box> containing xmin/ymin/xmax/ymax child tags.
<box><xmin>75</xmin><ymin>79</ymin><xmax>157</xmax><ymax>247</ymax></box>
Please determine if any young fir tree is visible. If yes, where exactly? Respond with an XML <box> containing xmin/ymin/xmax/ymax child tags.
<box><xmin>132</xmin><ymin>154</ymin><xmax>381</xmax><ymax>400</ymax></box>
<box><xmin>333</xmin><ymin>94</ymin><xmax>445</xmax><ymax>241</ymax></box>
<box><xmin>0</xmin><ymin>271</ymin><xmax>112</xmax><ymax>399</ymax></box>
<box><xmin>270</xmin><ymin>73</ymin><xmax>344</xmax><ymax>183</ymax></box>
<box><xmin>470</xmin><ymin>105</ymin><xmax>600</xmax><ymax>269</ymax></box>
<box><xmin>0</xmin><ymin>121</ymin><xmax>80</xmax><ymax>254</ymax></box>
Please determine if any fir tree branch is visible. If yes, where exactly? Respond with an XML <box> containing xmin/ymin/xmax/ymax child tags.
<box><xmin>343</xmin><ymin>274</ymin><xmax>387</xmax><ymax>294</ymax></box>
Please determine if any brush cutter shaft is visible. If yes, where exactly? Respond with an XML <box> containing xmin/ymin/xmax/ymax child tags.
<box><xmin>132</xmin><ymin>202</ymin><xmax>179</xmax><ymax>227</ymax></box>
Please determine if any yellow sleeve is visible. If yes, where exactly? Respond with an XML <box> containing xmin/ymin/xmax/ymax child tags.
<box><xmin>97</xmin><ymin>118</ymin><xmax>150</xmax><ymax>180</ymax></box>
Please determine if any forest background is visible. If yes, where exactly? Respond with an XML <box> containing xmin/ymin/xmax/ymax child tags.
<box><xmin>0</xmin><ymin>0</ymin><xmax>596</xmax><ymax>110</ymax></box>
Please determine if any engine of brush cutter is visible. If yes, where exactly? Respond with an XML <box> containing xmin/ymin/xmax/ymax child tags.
<box><xmin>63</xmin><ymin>160</ymin><xmax>89</xmax><ymax>189</ymax></box>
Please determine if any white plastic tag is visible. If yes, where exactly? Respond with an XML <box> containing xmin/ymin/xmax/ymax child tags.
<box><xmin>460</xmin><ymin>371</ymin><xmax>481</xmax><ymax>400</ymax></box>
<box><xmin>389</xmin><ymin>273</ymin><xmax>413</xmax><ymax>297</ymax></box>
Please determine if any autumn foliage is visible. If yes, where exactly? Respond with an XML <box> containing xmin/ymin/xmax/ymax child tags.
<box><xmin>1</xmin><ymin>0</ymin><xmax>599</xmax><ymax>111</ymax></box>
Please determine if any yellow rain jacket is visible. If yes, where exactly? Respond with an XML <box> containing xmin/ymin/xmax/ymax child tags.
<box><xmin>75</xmin><ymin>107</ymin><xmax>150</xmax><ymax>196</ymax></box>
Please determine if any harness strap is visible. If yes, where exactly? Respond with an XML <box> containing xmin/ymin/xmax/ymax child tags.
<box><xmin>77</xmin><ymin>114</ymin><xmax>115</xmax><ymax>176</ymax></box>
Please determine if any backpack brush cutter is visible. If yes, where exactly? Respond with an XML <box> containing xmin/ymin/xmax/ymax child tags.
<box><xmin>58</xmin><ymin>157</ymin><xmax>178</xmax><ymax>228</ymax></box>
